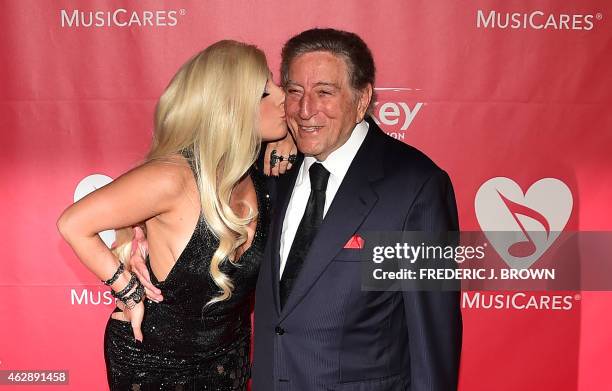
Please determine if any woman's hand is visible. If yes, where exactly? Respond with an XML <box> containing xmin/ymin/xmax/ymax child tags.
<box><xmin>111</xmin><ymin>300</ymin><xmax>145</xmax><ymax>342</ymax></box>
<box><xmin>127</xmin><ymin>226</ymin><xmax>164</xmax><ymax>303</ymax></box>
<box><xmin>263</xmin><ymin>132</ymin><xmax>298</xmax><ymax>176</ymax></box>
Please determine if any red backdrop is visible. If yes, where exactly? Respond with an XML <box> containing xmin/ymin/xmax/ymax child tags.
<box><xmin>1</xmin><ymin>1</ymin><xmax>611</xmax><ymax>390</ymax></box>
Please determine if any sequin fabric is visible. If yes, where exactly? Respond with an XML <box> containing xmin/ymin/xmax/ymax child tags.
<box><xmin>104</xmin><ymin>165</ymin><xmax>269</xmax><ymax>391</ymax></box>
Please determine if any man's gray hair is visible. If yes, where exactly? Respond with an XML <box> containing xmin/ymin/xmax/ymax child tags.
<box><xmin>281</xmin><ymin>28</ymin><xmax>377</xmax><ymax>113</ymax></box>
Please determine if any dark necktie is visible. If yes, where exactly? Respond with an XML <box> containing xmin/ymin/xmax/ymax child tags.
<box><xmin>279</xmin><ymin>162</ymin><xmax>330</xmax><ymax>309</ymax></box>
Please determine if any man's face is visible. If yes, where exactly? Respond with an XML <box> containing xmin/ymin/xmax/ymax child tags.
<box><xmin>284</xmin><ymin>51</ymin><xmax>370</xmax><ymax>161</ymax></box>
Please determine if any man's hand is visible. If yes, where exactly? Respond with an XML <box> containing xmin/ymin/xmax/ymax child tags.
<box><xmin>128</xmin><ymin>226</ymin><xmax>163</xmax><ymax>303</ymax></box>
<box><xmin>264</xmin><ymin>132</ymin><xmax>298</xmax><ymax>176</ymax></box>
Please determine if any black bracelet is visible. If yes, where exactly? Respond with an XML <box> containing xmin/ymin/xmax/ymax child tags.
<box><xmin>112</xmin><ymin>272</ymin><xmax>137</xmax><ymax>299</ymax></box>
<box><xmin>102</xmin><ymin>262</ymin><xmax>124</xmax><ymax>286</ymax></box>
<box><xmin>122</xmin><ymin>281</ymin><xmax>145</xmax><ymax>310</ymax></box>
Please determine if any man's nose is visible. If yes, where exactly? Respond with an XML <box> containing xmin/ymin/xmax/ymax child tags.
<box><xmin>299</xmin><ymin>94</ymin><xmax>315</xmax><ymax>119</ymax></box>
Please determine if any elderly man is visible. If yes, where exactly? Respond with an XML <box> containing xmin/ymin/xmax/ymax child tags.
<box><xmin>252</xmin><ymin>28</ymin><xmax>462</xmax><ymax>391</ymax></box>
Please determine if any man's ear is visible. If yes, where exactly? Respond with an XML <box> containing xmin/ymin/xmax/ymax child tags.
<box><xmin>356</xmin><ymin>84</ymin><xmax>373</xmax><ymax>122</ymax></box>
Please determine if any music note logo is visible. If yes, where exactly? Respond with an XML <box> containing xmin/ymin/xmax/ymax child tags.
<box><xmin>475</xmin><ymin>177</ymin><xmax>573</xmax><ymax>269</ymax></box>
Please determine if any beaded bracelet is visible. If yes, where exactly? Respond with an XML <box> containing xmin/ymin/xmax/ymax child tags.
<box><xmin>111</xmin><ymin>272</ymin><xmax>138</xmax><ymax>299</ymax></box>
<box><xmin>122</xmin><ymin>281</ymin><xmax>145</xmax><ymax>310</ymax></box>
<box><xmin>102</xmin><ymin>262</ymin><xmax>124</xmax><ymax>286</ymax></box>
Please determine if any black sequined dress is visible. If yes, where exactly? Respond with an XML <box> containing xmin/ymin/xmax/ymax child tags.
<box><xmin>104</xmin><ymin>165</ymin><xmax>269</xmax><ymax>391</ymax></box>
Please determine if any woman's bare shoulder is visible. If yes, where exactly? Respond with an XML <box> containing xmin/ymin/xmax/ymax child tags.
<box><xmin>118</xmin><ymin>154</ymin><xmax>194</xmax><ymax>198</ymax></box>
<box><xmin>57</xmin><ymin>154</ymin><xmax>196</xmax><ymax>236</ymax></box>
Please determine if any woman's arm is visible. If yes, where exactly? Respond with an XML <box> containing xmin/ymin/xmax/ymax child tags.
<box><xmin>57</xmin><ymin>159</ymin><xmax>187</xmax><ymax>339</ymax></box>
<box><xmin>57</xmin><ymin>160</ymin><xmax>184</xmax><ymax>279</ymax></box>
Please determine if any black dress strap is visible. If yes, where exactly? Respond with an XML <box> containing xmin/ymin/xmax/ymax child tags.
<box><xmin>180</xmin><ymin>148</ymin><xmax>198</xmax><ymax>176</ymax></box>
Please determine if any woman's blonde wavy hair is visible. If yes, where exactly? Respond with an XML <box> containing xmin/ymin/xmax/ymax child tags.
<box><xmin>113</xmin><ymin>40</ymin><xmax>269</xmax><ymax>305</ymax></box>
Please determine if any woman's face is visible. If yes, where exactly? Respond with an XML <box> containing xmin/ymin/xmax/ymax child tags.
<box><xmin>259</xmin><ymin>78</ymin><xmax>287</xmax><ymax>142</ymax></box>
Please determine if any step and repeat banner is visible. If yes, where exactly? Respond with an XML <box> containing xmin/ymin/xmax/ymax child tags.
<box><xmin>1</xmin><ymin>1</ymin><xmax>610</xmax><ymax>390</ymax></box>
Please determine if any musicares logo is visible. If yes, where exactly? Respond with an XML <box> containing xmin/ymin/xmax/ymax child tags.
<box><xmin>372</xmin><ymin>88</ymin><xmax>423</xmax><ymax>141</ymax></box>
<box><xmin>462</xmin><ymin>292</ymin><xmax>579</xmax><ymax>311</ymax></box>
<box><xmin>60</xmin><ymin>8</ymin><xmax>187</xmax><ymax>28</ymax></box>
<box><xmin>476</xmin><ymin>9</ymin><xmax>602</xmax><ymax>31</ymax></box>
<box><xmin>71</xmin><ymin>288</ymin><xmax>115</xmax><ymax>306</ymax></box>
<box><xmin>475</xmin><ymin>177</ymin><xmax>573</xmax><ymax>269</ymax></box>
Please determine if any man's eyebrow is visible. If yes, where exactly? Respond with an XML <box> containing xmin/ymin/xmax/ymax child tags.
<box><xmin>284</xmin><ymin>80</ymin><xmax>301</xmax><ymax>88</ymax></box>
<box><xmin>313</xmin><ymin>82</ymin><xmax>340</xmax><ymax>89</ymax></box>
<box><xmin>285</xmin><ymin>80</ymin><xmax>340</xmax><ymax>89</ymax></box>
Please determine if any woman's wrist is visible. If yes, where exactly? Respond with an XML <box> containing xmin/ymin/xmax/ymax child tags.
<box><xmin>110</xmin><ymin>271</ymin><xmax>145</xmax><ymax>310</ymax></box>
<box><xmin>102</xmin><ymin>262</ymin><xmax>124</xmax><ymax>286</ymax></box>
<box><xmin>110</xmin><ymin>270</ymin><xmax>133</xmax><ymax>294</ymax></box>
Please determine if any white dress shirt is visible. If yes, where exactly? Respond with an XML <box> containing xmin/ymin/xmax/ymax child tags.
<box><xmin>279</xmin><ymin>120</ymin><xmax>369</xmax><ymax>277</ymax></box>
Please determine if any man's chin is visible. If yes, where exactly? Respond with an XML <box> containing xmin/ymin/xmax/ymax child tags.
<box><xmin>295</xmin><ymin>141</ymin><xmax>320</xmax><ymax>157</ymax></box>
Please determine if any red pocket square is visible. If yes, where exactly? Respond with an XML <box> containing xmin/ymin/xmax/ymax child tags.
<box><xmin>344</xmin><ymin>234</ymin><xmax>365</xmax><ymax>249</ymax></box>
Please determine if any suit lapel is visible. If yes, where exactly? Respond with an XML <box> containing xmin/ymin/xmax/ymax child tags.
<box><xmin>279</xmin><ymin>121</ymin><xmax>386</xmax><ymax>321</ymax></box>
<box><xmin>270</xmin><ymin>153</ymin><xmax>304</xmax><ymax>315</ymax></box>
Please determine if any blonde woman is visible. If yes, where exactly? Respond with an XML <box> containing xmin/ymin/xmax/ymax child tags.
<box><xmin>57</xmin><ymin>40</ymin><xmax>287</xmax><ymax>390</ymax></box>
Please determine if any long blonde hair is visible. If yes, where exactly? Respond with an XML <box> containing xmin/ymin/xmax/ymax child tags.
<box><xmin>114</xmin><ymin>40</ymin><xmax>269</xmax><ymax>305</ymax></box>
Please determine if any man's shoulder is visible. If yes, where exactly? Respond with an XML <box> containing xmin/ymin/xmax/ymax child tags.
<box><xmin>375</xmin><ymin>130</ymin><xmax>445</xmax><ymax>181</ymax></box>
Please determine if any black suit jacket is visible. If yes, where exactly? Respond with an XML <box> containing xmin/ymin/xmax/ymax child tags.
<box><xmin>253</xmin><ymin>118</ymin><xmax>462</xmax><ymax>391</ymax></box>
